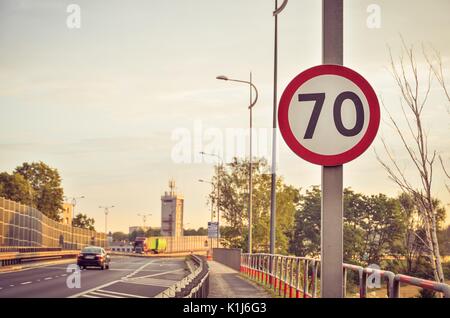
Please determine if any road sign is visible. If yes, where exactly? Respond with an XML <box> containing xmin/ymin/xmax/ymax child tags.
<box><xmin>208</xmin><ymin>221</ymin><xmax>219</xmax><ymax>238</ymax></box>
<box><xmin>278</xmin><ymin>64</ymin><xmax>380</xmax><ymax>166</ymax></box>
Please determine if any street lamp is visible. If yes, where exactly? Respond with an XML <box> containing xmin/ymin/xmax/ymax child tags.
<box><xmin>137</xmin><ymin>213</ymin><xmax>152</xmax><ymax>233</ymax></box>
<box><xmin>270</xmin><ymin>0</ymin><xmax>288</xmax><ymax>255</ymax></box>
<box><xmin>216</xmin><ymin>73</ymin><xmax>258</xmax><ymax>253</ymax></box>
<box><xmin>64</xmin><ymin>195</ymin><xmax>85</xmax><ymax>250</ymax></box>
<box><xmin>99</xmin><ymin>205</ymin><xmax>115</xmax><ymax>241</ymax></box>
<box><xmin>199</xmin><ymin>178</ymin><xmax>216</xmax><ymax>248</ymax></box>
<box><xmin>199</xmin><ymin>152</ymin><xmax>224</xmax><ymax>248</ymax></box>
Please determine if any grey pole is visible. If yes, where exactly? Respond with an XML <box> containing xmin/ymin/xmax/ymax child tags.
<box><xmin>72</xmin><ymin>199</ymin><xmax>76</xmax><ymax>249</ymax></box>
<box><xmin>65</xmin><ymin>196</ymin><xmax>84</xmax><ymax>249</ymax></box>
<box><xmin>321</xmin><ymin>0</ymin><xmax>344</xmax><ymax>298</ymax></box>
<box><xmin>198</xmin><ymin>179</ymin><xmax>215</xmax><ymax>248</ymax></box>
<box><xmin>215</xmin><ymin>75</ymin><xmax>258</xmax><ymax>253</ymax></box>
<box><xmin>211</xmin><ymin>187</ymin><xmax>214</xmax><ymax>249</ymax></box>
<box><xmin>270</xmin><ymin>0</ymin><xmax>288</xmax><ymax>256</ymax></box>
<box><xmin>217</xmin><ymin>165</ymin><xmax>220</xmax><ymax>248</ymax></box>
<box><xmin>248</xmin><ymin>71</ymin><xmax>253</xmax><ymax>254</ymax></box>
<box><xmin>269</xmin><ymin>0</ymin><xmax>278</xmax><ymax>256</ymax></box>
<box><xmin>100</xmin><ymin>205</ymin><xmax>114</xmax><ymax>247</ymax></box>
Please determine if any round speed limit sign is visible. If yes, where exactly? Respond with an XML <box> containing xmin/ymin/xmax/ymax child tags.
<box><xmin>278</xmin><ymin>64</ymin><xmax>380</xmax><ymax>166</ymax></box>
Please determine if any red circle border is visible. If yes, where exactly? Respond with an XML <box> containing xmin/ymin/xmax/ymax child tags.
<box><xmin>278</xmin><ymin>64</ymin><xmax>380</xmax><ymax>166</ymax></box>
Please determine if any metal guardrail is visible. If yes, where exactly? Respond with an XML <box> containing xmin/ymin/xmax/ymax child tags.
<box><xmin>0</xmin><ymin>250</ymin><xmax>79</xmax><ymax>267</ymax></box>
<box><xmin>241</xmin><ymin>253</ymin><xmax>450</xmax><ymax>298</ymax></box>
<box><xmin>155</xmin><ymin>254</ymin><xmax>209</xmax><ymax>298</ymax></box>
<box><xmin>0</xmin><ymin>247</ymin><xmax>63</xmax><ymax>253</ymax></box>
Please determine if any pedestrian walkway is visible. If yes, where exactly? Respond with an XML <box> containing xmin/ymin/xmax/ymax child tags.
<box><xmin>208</xmin><ymin>261</ymin><xmax>270</xmax><ymax>298</ymax></box>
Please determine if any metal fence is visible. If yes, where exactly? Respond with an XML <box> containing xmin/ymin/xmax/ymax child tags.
<box><xmin>0</xmin><ymin>197</ymin><xmax>106</xmax><ymax>249</ymax></box>
<box><xmin>241</xmin><ymin>253</ymin><xmax>450</xmax><ymax>298</ymax></box>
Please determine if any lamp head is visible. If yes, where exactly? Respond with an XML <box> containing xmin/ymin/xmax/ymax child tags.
<box><xmin>216</xmin><ymin>75</ymin><xmax>228</xmax><ymax>81</ymax></box>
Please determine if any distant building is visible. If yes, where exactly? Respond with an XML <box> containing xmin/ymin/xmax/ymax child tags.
<box><xmin>161</xmin><ymin>180</ymin><xmax>184</xmax><ymax>237</ymax></box>
<box><xmin>128</xmin><ymin>226</ymin><xmax>149</xmax><ymax>234</ymax></box>
<box><xmin>61</xmin><ymin>203</ymin><xmax>73</xmax><ymax>225</ymax></box>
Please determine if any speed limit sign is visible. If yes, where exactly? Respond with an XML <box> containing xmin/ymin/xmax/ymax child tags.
<box><xmin>278</xmin><ymin>64</ymin><xmax>380</xmax><ymax>166</ymax></box>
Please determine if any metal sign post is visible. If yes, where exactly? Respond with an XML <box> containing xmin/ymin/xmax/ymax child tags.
<box><xmin>321</xmin><ymin>0</ymin><xmax>343</xmax><ymax>298</ymax></box>
<box><xmin>278</xmin><ymin>0</ymin><xmax>379</xmax><ymax>298</ymax></box>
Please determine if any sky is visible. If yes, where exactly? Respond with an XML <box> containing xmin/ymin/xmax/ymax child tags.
<box><xmin>0</xmin><ymin>0</ymin><xmax>449</xmax><ymax>233</ymax></box>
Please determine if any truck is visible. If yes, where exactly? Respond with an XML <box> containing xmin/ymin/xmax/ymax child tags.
<box><xmin>133</xmin><ymin>237</ymin><xmax>167</xmax><ymax>254</ymax></box>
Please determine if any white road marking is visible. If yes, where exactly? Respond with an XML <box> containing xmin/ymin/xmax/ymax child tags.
<box><xmin>9</xmin><ymin>285</ymin><xmax>14</xmax><ymax>287</ymax></box>
<box><xmin>89</xmin><ymin>291</ymin><xmax>124</xmax><ymax>298</ymax></box>
<box><xmin>21</xmin><ymin>281</ymin><xmax>32</xmax><ymax>285</ymax></box>
<box><xmin>44</xmin><ymin>277</ymin><xmax>52</xmax><ymax>280</ymax></box>
<box><xmin>61</xmin><ymin>274</ymin><xmax>67</xmax><ymax>277</ymax></box>
<box><xmin>69</xmin><ymin>261</ymin><xmax>186</xmax><ymax>298</ymax></box>
<box><xmin>125</xmin><ymin>268</ymin><xmax>185</xmax><ymax>281</ymax></box>
<box><xmin>80</xmin><ymin>294</ymin><xmax>100</xmax><ymax>298</ymax></box>
<box><xmin>97</xmin><ymin>289</ymin><xmax>147</xmax><ymax>298</ymax></box>
<box><xmin>68</xmin><ymin>280</ymin><xmax>118</xmax><ymax>298</ymax></box>
<box><xmin>123</xmin><ymin>259</ymin><xmax>156</xmax><ymax>279</ymax></box>
<box><xmin>126</xmin><ymin>277</ymin><xmax>178</xmax><ymax>287</ymax></box>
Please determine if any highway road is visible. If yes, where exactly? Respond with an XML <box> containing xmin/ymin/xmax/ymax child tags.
<box><xmin>0</xmin><ymin>255</ymin><xmax>190</xmax><ymax>298</ymax></box>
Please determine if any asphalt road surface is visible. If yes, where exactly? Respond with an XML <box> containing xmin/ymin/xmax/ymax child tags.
<box><xmin>0</xmin><ymin>256</ymin><xmax>190</xmax><ymax>298</ymax></box>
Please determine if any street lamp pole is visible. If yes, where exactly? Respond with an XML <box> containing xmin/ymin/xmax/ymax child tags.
<box><xmin>64</xmin><ymin>195</ymin><xmax>85</xmax><ymax>250</ymax></box>
<box><xmin>99</xmin><ymin>205</ymin><xmax>115</xmax><ymax>244</ymax></box>
<box><xmin>198</xmin><ymin>179</ymin><xmax>215</xmax><ymax>249</ymax></box>
<box><xmin>200</xmin><ymin>152</ymin><xmax>223</xmax><ymax>248</ymax></box>
<box><xmin>137</xmin><ymin>213</ymin><xmax>152</xmax><ymax>233</ymax></box>
<box><xmin>270</xmin><ymin>0</ymin><xmax>288</xmax><ymax>255</ymax></box>
<box><xmin>216</xmin><ymin>74</ymin><xmax>258</xmax><ymax>253</ymax></box>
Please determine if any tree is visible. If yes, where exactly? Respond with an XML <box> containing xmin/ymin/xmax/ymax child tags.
<box><xmin>184</xmin><ymin>227</ymin><xmax>208</xmax><ymax>236</ymax></box>
<box><xmin>208</xmin><ymin>157</ymin><xmax>299</xmax><ymax>253</ymax></box>
<box><xmin>146</xmin><ymin>228</ymin><xmax>161</xmax><ymax>237</ymax></box>
<box><xmin>0</xmin><ymin>172</ymin><xmax>35</xmax><ymax>206</ymax></box>
<box><xmin>14</xmin><ymin>162</ymin><xmax>64</xmax><ymax>221</ymax></box>
<box><xmin>129</xmin><ymin>229</ymin><xmax>145</xmax><ymax>242</ymax></box>
<box><xmin>112</xmin><ymin>231</ymin><xmax>128</xmax><ymax>242</ymax></box>
<box><xmin>376</xmin><ymin>40</ymin><xmax>447</xmax><ymax>282</ymax></box>
<box><xmin>289</xmin><ymin>186</ymin><xmax>321</xmax><ymax>258</ymax></box>
<box><xmin>289</xmin><ymin>187</ymin><xmax>407</xmax><ymax>266</ymax></box>
<box><xmin>358</xmin><ymin>194</ymin><xmax>406</xmax><ymax>265</ymax></box>
<box><xmin>72</xmin><ymin>213</ymin><xmax>95</xmax><ymax>231</ymax></box>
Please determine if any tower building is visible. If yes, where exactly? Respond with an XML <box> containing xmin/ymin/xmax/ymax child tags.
<box><xmin>160</xmin><ymin>179</ymin><xmax>184</xmax><ymax>237</ymax></box>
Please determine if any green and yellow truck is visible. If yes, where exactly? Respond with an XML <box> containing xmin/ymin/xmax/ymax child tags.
<box><xmin>133</xmin><ymin>237</ymin><xmax>167</xmax><ymax>254</ymax></box>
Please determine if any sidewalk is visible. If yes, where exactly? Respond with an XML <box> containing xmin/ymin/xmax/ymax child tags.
<box><xmin>207</xmin><ymin>261</ymin><xmax>270</xmax><ymax>298</ymax></box>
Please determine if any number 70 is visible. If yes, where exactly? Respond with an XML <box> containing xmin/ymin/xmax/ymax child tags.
<box><xmin>299</xmin><ymin>92</ymin><xmax>364</xmax><ymax>139</ymax></box>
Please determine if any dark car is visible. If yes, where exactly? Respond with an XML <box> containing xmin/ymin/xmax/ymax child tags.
<box><xmin>77</xmin><ymin>246</ymin><xmax>110</xmax><ymax>270</ymax></box>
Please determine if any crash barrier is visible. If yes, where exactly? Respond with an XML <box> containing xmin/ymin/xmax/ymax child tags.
<box><xmin>0</xmin><ymin>246</ymin><xmax>62</xmax><ymax>253</ymax></box>
<box><xmin>0</xmin><ymin>250</ymin><xmax>79</xmax><ymax>267</ymax></box>
<box><xmin>156</xmin><ymin>254</ymin><xmax>209</xmax><ymax>298</ymax></box>
<box><xmin>0</xmin><ymin>197</ymin><xmax>106</xmax><ymax>249</ymax></box>
<box><xmin>109</xmin><ymin>246</ymin><xmax>133</xmax><ymax>253</ymax></box>
<box><xmin>212</xmin><ymin>248</ymin><xmax>242</xmax><ymax>271</ymax></box>
<box><xmin>241</xmin><ymin>253</ymin><xmax>450</xmax><ymax>298</ymax></box>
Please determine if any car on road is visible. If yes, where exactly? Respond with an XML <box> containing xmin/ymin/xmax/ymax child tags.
<box><xmin>77</xmin><ymin>246</ymin><xmax>111</xmax><ymax>270</ymax></box>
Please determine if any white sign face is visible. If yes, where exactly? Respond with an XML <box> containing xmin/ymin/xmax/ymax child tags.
<box><xmin>208</xmin><ymin>221</ymin><xmax>219</xmax><ymax>238</ymax></box>
<box><xmin>288</xmin><ymin>75</ymin><xmax>370</xmax><ymax>155</ymax></box>
<box><xmin>278</xmin><ymin>65</ymin><xmax>380</xmax><ymax>166</ymax></box>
